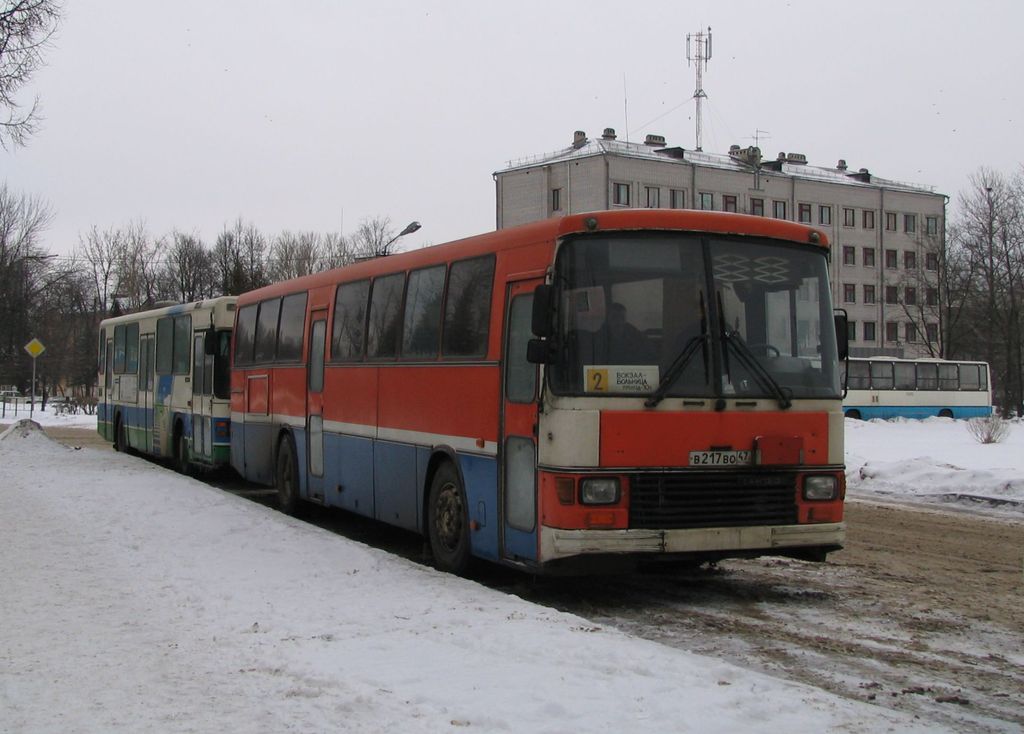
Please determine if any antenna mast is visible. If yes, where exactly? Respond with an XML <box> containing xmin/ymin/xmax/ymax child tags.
<box><xmin>686</xmin><ymin>26</ymin><xmax>712</xmax><ymax>152</ymax></box>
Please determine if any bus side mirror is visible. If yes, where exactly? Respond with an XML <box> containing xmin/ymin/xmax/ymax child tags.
<box><xmin>204</xmin><ymin>330</ymin><xmax>218</xmax><ymax>355</ymax></box>
<box><xmin>834</xmin><ymin>311</ymin><xmax>849</xmax><ymax>361</ymax></box>
<box><xmin>532</xmin><ymin>284</ymin><xmax>554</xmax><ymax>338</ymax></box>
<box><xmin>527</xmin><ymin>338</ymin><xmax>555</xmax><ymax>364</ymax></box>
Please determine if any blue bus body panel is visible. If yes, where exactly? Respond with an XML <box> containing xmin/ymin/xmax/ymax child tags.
<box><xmin>846</xmin><ymin>405</ymin><xmax>993</xmax><ymax>420</ymax></box>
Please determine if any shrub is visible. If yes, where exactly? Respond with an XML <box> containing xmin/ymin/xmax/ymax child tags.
<box><xmin>966</xmin><ymin>415</ymin><xmax>1010</xmax><ymax>444</ymax></box>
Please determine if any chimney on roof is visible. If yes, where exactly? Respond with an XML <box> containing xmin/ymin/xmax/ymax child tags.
<box><xmin>785</xmin><ymin>152</ymin><xmax>808</xmax><ymax>165</ymax></box>
<box><xmin>572</xmin><ymin>130</ymin><xmax>587</xmax><ymax>149</ymax></box>
<box><xmin>777</xmin><ymin>151</ymin><xmax>787</xmax><ymax>161</ymax></box>
<box><xmin>644</xmin><ymin>134</ymin><xmax>666</xmax><ymax>147</ymax></box>
<box><xmin>602</xmin><ymin>127</ymin><xmax>617</xmax><ymax>140</ymax></box>
<box><xmin>837</xmin><ymin>159</ymin><xmax>848</xmax><ymax>171</ymax></box>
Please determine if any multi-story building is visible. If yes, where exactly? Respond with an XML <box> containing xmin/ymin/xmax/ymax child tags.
<box><xmin>495</xmin><ymin>128</ymin><xmax>945</xmax><ymax>358</ymax></box>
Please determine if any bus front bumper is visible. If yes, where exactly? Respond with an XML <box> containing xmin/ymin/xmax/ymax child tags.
<box><xmin>540</xmin><ymin>522</ymin><xmax>845</xmax><ymax>562</ymax></box>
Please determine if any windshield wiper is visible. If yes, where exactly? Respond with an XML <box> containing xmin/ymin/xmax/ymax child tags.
<box><xmin>645</xmin><ymin>333</ymin><xmax>708</xmax><ymax>408</ymax></box>
<box><xmin>721</xmin><ymin>330</ymin><xmax>792</xmax><ymax>410</ymax></box>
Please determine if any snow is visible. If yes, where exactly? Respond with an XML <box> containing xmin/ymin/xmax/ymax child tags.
<box><xmin>0</xmin><ymin>402</ymin><xmax>97</xmax><ymax>429</ymax></box>
<box><xmin>845</xmin><ymin>417</ymin><xmax>1024</xmax><ymax>515</ymax></box>
<box><xmin>1</xmin><ymin>419</ymin><xmax>939</xmax><ymax>733</ymax></box>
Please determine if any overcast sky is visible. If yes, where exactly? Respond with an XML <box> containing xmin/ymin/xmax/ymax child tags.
<box><xmin>3</xmin><ymin>0</ymin><xmax>1022</xmax><ymax>256</ymax></box>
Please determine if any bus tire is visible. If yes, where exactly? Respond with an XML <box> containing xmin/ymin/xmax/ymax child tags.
<box><xmin>175</xmin><ymin>428</ymin><xmax>191</xmax><ymax>476</ymax></box>
<box><xmin>276</xmin><ymin>433</ymin><xmax>301</xmax><ymax>515</ymax></box>
<box><xmin>845</xmin><ymin>409</ymin><xmax>862</xmax><ymax>420</ymax></box>
<box><xmin>939</xmin><ymin>409</ymin><xmax>954</xmax><ymax>418</ymax></box>
<box><xmin>427</xmin><ymin>461</ymin><xmax>471</xmax><ymax>575</ymax></box>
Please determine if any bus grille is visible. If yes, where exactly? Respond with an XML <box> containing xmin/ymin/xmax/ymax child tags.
<box><xmin>628</xmin><ymin>472</ymin><xmax>798</xmax><ymax>529</ymax></box>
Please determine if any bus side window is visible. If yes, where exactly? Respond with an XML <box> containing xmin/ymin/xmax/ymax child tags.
<box><xmin>442</xmin><ymin>255</ymin><xmax>495</xmax><ymax>359</ymax></box>
<box><xmin>847</xmin><ymin>360</ymin><xmax>870</xmax><ymax>390</ymax></box>
<box><xmin>870</xmin><ymin>361</ymin><xmax>893</xmax><ymax>390</ymax></box>
<box><xmin>916</xmin><ymin>363</ymin><xmax>938</xmax><ymax>390</ymax></box>
<box><xmin>402</xmin><ymin>265</ymin><xmax>446</xmax><ymax>359</ymax></box>
<box><xmin>254</xmin><ymin>298</ymin><xmax>282</xmax><ymax>363</ymax></box>
<box><xmin>367</xmin><ymin>273</ymin><xmax>405</xmax><ymax>359</ymax></box>
<box><xmin>156</xmin><ymin>317</ymin><xmax>174</xmax><ymax>374</ymax></box>
<box><xmin>332</xmin><ymin>280</ymin><xmax>370</xmax><ymax>361</ymax></box>
<box><xmin>113</xmin><ymin>324</ymin><xmax>126</xmax><ymax>374</ymax></box>
<box><xmin>277</xmin><ymin>293</ymin><xmax>308</xmax><ymax>362</ymax></box>
<box><xmin>173</xmin><ymin>316</ymin><xmax>191</xmax><ymax>375</ymax></box>
<box><xmin>234</xmin><ymin>305</ymin><xmax>258</xmax><ymax>367</ymax></box>
<box><xmin>894</xmin><ymin>362</ymin><xmax>915</xmax><ymax>390</ymax></box>
<box><xmin>98</xmin><ymin>328</ymin><xmax>106</xmax><ymax>374</ymax></box>
<box><xmin>959</xmin><ymin>364</ymin><xmax>980</xmax><ymax>391</ymax></box>
<box><xmin>938</xmin><ymin>363</ymin><xmax>958</xmax><ymax>391</ymax></box>
<box><xmin>125</xmin><ymin>323</ymin><xmax>139</xmax><ymax>374</ymax></box>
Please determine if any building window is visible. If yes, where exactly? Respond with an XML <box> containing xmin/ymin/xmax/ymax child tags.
<box><xmin>885</xmin><ymin>286</ymin><xmax>899</xmax><ymax>304</ymax></box>
<box><xmin>819</xmin><ymin>205</ymin><xmax>832</xmax><ymax>226</ymax></box>
<box><xmin>885</xmin><ymin>321</ymin><xmax>899</xmax><ymax>343</ymax></box>
<box><xmin>847</xmin><ymin>320</ymin><xmax>857</xmax><ymax>342</ymax></box>
<box><xmin>772</xmin><ymin>200</ymin><xmax>787</xmax><ymax>219</ymax></box>
<box><xmin>723</xmin><ymin>194</ymin><xmax>738</xmax><ymax>213</ymax></box>
<box><xmin>842</xmin><ymin>246</ymin><xmax>856</xmax><ymax>266</ymax></box>
<box><xmin>863</xmin><ymin>210</ymin><xmax>875</xmax><ymax>229</ymax></box>
<box><xmin>798</xmin><ymin>203</ymin><xmax>812</xmax><ymax>223</ymax></box>
<box><xmin>904</xmin><ymin>213</ymin><xmax>916</xmax><ymax>233</ymax></box>
<box><xmin>885</xmin><ymin>249</ymin><xmax>898</xmax><ymax>269</ymax></box>
<box><xmin>551</xmin><ymin>188</ymin><xmax>561</xmax><ymax>213</ymax></box>
<box><xmin>670</xmin><ymin>189</ymin><xmax>686</xmax><ymax>209</ymax></box>
<box><xmin>926</xmin><ymin>252</ymin><xmax>938</xmax><ymax>270</ymax></box>
<box><xmin>926</xmin><ymin>216</ymin><xmax>939</xmax><ymax>235</ymax></box>
<box><xmin>699</xmin><ymin>192</ymin><xmax>714</xmax><ymax>210</ymax></box>
<box><xmin>905</xmin><ymin>322</ymin><xmax>917</xmax><ymax>343</ymax></box>
<box><xmin>843</xmin><ymin>208</ymin><xmax>856</xmax><ymax>227</ymax></box>
<box><xmin>863</xmin><ymin>321</ymin><xmax>876</xmax><ymax>342</ymax></box>
<box><xmin>886</xmin><ymin>212</ymin><xmax>897</xmax><ymax>231</ymax></box>
<box><xmin>904</xmin><ymin>250</ymin><xmax>917</xmax><ymax>269</ymax></box>
<box><xmin>750</xmin><ymin>197</ymin><xmax>764</xmax><ymax>216</ymax></box>
<box><xmin>926</xmin><ymin>323</ymin><xmax>938</xmax><ymax>343</ymax></box>
<box><xmin>864</xmin><ymin>284</ymin><xmax>876</xmax><ymax>304</ymax></box>
<box><xmin>863</xmin><ymin>247</ymin><xmax>875</xmax><ymax>267</ymax></box>
<box><xmin>905</xmin><ymin>287</ymin><xmax>917</xmax><ymax>305</ymax></box>
<box><xmin>646</xmin><ymin>186</ymin><xmax>660</xmax><ymax>208</ymax></box>
<box><xmin>843</xmin><ymin>284</ymin><xmax>856</xmax><ymax>303</ymax></box>
<box><xmin>613</xmin><ymin>182</ymin><xmax>631</xmax><ymax>206</ymax></box>
<box><xmin>926</xmin><ymin>287</ymin><xmax>938</xmax><ymax>306</ymax></box>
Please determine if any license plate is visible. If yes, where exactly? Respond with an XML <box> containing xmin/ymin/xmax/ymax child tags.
<box><xmin>688</xmin><ymin>450</ymin><xmax>752</xmax><ymax>467</ymax></box>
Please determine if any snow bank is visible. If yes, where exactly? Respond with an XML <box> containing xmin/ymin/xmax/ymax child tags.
<box><xmin>845</xmin><ymin>417</ymin><xmax>1024</xmax><ymax>515</ymax></box>
<box><xmin>0</xmin><ymin>421</ymin><xmax>929</xmax><ymax>733</ymax></box>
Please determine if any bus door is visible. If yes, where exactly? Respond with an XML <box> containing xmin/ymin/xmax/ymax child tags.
<box><xmin>191</xmin><ymin>332</ymin><xmax>214</xmax><ymax>463</ymax></box>
<box><xmin>103</xmin><ymin>337</ymin><xmax>114</xmax><ymax>441</ymax></box>
<box><xmin>139</xmin><ymin>335</ymin><xmax>154</xmax><ymax>453</ymax></box>
<box><xmin>501</xmin><ymin>278</ymin><xmax>542</xmax><ymax>563</ymax></box>
<box><xmin>305</xmin><ymin>312</ymin><xmax>328</xmax><ymax>503</ymax></box>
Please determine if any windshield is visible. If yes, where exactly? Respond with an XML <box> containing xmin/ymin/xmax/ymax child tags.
<box><xmin>547</xmin><ymin>233</ymin><xmax>841</xmax><ymax>402</ymax></box>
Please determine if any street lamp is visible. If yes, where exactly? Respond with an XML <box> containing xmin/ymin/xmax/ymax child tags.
<box><xmin>382</xmin><ymin>220</ymin><xmax>421</xmax><ymax>253</ymax></box>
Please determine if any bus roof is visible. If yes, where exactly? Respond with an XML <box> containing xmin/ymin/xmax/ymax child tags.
<box><xmin>238</xmin><ymin>209</ymin><xmax>831</xmax><ymax>305</ymax></box>
<box><xmin>99</xmin><ymin>295</ymin><xmax>238</xmax><ymax>329</ymax></box>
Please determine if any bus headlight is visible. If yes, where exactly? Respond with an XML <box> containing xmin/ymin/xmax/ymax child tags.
<box><xmin>803</xmin><ymin>475</ymin><xmax>838</xmax><ymax>501</ymax></box>
<box><xmin>580</xmin><ymin>478</ymin><xmax>620</xmax><ymax>505</ymax></box>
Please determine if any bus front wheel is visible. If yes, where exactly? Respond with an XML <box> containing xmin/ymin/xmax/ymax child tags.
<box><xmin>175</xmin><ymin>429</ymin><xmax>191</xmax><ymax>475</ymax></box>
<box><xmin>276</xmin><ymin>434</ymin><xmax>300</xmax><ymax>515</ymax></box>
<box><xmin>427</xmin><ymin>462</ymin><xmax>471</xmax><ymax>575</ymax></box>
<box><xmin>845</xmin><ymin>409</ymin><xmax>862</xmax><ymax>420</ymax></box>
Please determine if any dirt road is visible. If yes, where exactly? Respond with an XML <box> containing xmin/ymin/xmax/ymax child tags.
<box><xmin>23</xmin><ymin>425</ymin><xmax>1024</xmax><ymax>731</ymax></box>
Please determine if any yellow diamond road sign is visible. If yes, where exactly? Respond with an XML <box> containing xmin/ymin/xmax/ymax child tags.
<box><xmin>24</xmin><ymin>338</ymin><xmax>45</xmax><ymax>358</ymax></box>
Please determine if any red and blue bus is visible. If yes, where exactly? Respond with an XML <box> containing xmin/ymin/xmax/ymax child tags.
<box><xmin>230</xmin><ymin>210</ymin><xmax>847</xmax><ymax>573</ymax></box>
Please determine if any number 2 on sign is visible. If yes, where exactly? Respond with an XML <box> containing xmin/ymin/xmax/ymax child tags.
<box><xmin>587</xmin><ymin>368</ymin><xmax>609</xmax><ymax>392</ymax></box>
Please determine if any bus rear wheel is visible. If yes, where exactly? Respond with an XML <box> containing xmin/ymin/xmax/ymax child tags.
<box><xmin>113</xmin><ymin>414</ymin><xmax>125</xmax><ymax>452</ymax></box>
<box><xmin>845</xmin><ymin>409</ymin><xmax>862</xmax><ymax>420</ymax></box>
<box><xmin>427</xmin><ymin>462</ymin><xmax>471</xmax><ymax>575</ymax></box>
<box><xmin>276</xmin><ymin>434</ymin><xmax>301</xmax><ymax>515</ymax></box>
<box><xmin>939</xmin><ymin>409</ymin><xmax>954</xmax><ymax>418</ymax></box>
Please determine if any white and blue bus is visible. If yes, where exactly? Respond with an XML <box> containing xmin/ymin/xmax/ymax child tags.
<box><xmin>98</xmin><ymin>297</ymin><xmax>237</xmax><ymax>472</ymax></box>
<box><xmin>842</xmin><ymin>357</ymin><xmax>992</xmax><ymax>420</ymax></box>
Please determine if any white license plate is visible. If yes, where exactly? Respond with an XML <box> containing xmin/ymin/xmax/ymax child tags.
<box><xmin>688</xmin><ymin>450</ymin><xmax>752</xmax><ymax>467</ymax></box>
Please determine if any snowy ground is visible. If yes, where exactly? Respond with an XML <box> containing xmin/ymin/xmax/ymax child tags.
<box><xmin>0</xmin><ymin>401</ymin><xmax>96</xmax><ymax>429</ymax></box>
<box><xmin>3</xmin><ymin>415</ymin><xmax>1021</xmax><ymax>732</ymax></box>
<box><xmin>845</xmin><ymin>417</ymin><xmax>1024</xmax><ymax>516</ymax></box>
<box><xmin>2</xmin><ymin>420</ymin><xmax>936</xmax><ymax>733</ymax></box>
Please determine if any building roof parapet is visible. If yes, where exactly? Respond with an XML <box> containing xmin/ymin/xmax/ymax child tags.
<box><xmin>498</xmin><ymin>132</ymin><xmax>938</xmax><ymax>196</ymax></box>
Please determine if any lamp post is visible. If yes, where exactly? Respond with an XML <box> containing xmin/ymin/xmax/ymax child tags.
<box><xmin>380</xmin><ymin>220</ymin><xmax>421</xmax><ymax>255</ymax></box>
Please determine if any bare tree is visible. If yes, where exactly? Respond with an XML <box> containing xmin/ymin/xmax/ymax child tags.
<box><xmin>321</xmin><ymin>231</ymin><xmax>354</xmax><ymax>270</ymax></box>
<box><xmin>211</xmin><ymin>219</ymin><xmax>268</xmax><ymax>295</ymax></box>
<box><xmin>78</xmin><ymin>224</ymin><xmax>120</xmax><ymax>316</ymax></box>
<box><xmin>351</xmin><ymin>216</ymin><xmax>397</xmax><ymax>259</ymax></box>
<box><xmin>162</xmin><ymin>231</ymin><xmax>210</xmax><ymax>303</ymax></box>
<box><xmin>0</xmin><ymin>0</ymin><xmax>62</xmax><ymax>148</ymax></box>
<box><xmin>268</xmin><ymin>230</ymin><xmax>322</xmax><ymax>282</ymax></box>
